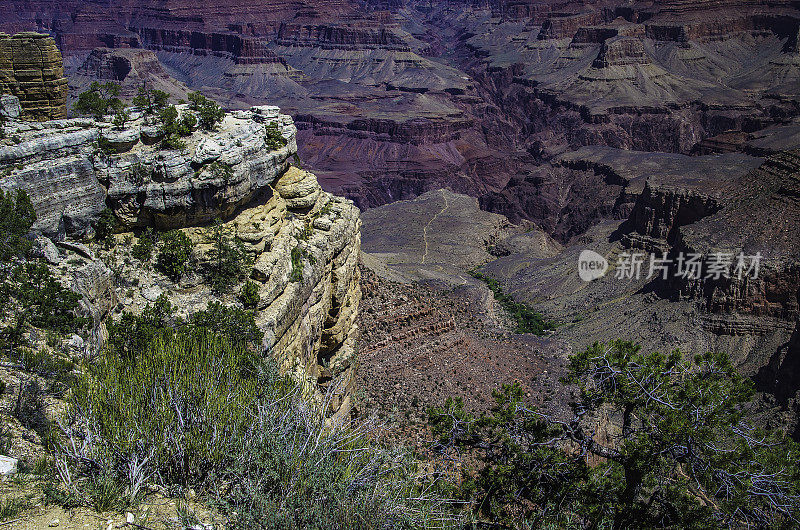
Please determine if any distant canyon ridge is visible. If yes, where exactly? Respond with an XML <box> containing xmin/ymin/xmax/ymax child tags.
<box><xmin>1</xmin><ymin>0</ymin><xmax>800</xmax><ymax>240</ymax></box>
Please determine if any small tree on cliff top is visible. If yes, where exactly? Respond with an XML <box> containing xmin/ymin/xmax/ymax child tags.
<box><xmin>188</xmin><ymin>92</ymin><xmax>224</xmax><ymax>131</ymax></box>
<box><xmin>73</xmin><ymin>82</ymin><xmax>123</xmax><ymax>119</ymax></box>
<box><xmin>133</xmin><ymin>85</ymin><xmax>169</xmax><ymax>115</ymax></box>
<box><xmin>430</xmin><ymin>340</ymin><xmax>800</xmax><ymax>528</ymax></box>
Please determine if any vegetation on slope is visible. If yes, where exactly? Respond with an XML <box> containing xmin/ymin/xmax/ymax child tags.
<box><xmin>55</xmin><ymin>300</ymin><xmax>460</xmax><ymax>527</ymax></box>
<box><xmin>429</xmin><ymin>340</ymin><xmax>800</xmax><ymax>529</ymax></box>
<box><xmin>470</xmin><ymin>270</ymin><xmax>555</xmax><ymax>335</ymax></box>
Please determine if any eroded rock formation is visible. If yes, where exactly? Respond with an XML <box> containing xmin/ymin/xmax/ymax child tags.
<box><xmin>0</xmin><ymin>32</ymin><xmax>67</xmax><ymax>120</ymax></box>
<box><xmin>68</xmin><ymin>47</ymin><xmax>191</xmax><ymax>104</ymax></box>
<box><xmin>0</xmin><ymin>95</ymin><xmax>361</xmax><ymax>419</ymax></box>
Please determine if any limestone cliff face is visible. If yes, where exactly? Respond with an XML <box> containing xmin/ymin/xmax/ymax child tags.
<box><xmin>0</xmin><ymin>32</ymin><xmax>67</xmax><ymax>120</ymax></box>
<box><xmin>0</xmin><ymin>104</ymin><xmax>297</xmax><ymax>237</ymax></box>
<box><xmin>0</xmin><ymin>112</ymin><xmax>106</xmax><ymax>236</ymax></box>
<box><xmin>183</xmin><ymin>166</ymin><xmax>361</xmax><ymax>421</ymax></box>
<box><xmin>0</xmin><ymin>100</ymin><xmax>361</xmax><ymax>419</ymax></box>
<box><xmin>102</xmin><ymin>106</ymin><xmax>298</xmax><ymax>229</ymax></box>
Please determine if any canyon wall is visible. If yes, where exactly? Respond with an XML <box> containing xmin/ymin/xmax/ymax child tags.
<box><xmin>0</xmin><ymin>98</ymin><xmax>361</xmax><ymax>420</ymax></box>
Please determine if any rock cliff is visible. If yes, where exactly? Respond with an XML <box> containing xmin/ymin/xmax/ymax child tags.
<box><xmin>0</xmin><ymin>96</ymin><xmax>361</xmax><ymax>419</ymax></box>
<box><xmin>0</xmin><ymin>32</ymin><xmax>67</xmax><ymax>121</ymax></box>
<box><xmin>68</xmin><ymin>47</ymin><xmax>191</xmax><ymax>105</ymax></box>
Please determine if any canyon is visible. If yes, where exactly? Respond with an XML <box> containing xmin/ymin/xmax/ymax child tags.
<box><xmin>2</xmin><ymin>1</ymin><xmax>799</xmax><ymax>222</ymax></box>
<box><xmin>1</xmin><ymin>1</ymin><xmax>799</xmax><ymax>433</ymax></box>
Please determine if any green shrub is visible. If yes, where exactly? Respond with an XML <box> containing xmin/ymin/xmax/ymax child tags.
<box><xmin>430</xmin><ymin>341</ymin><xmax>800</xmax><ymax>528</ymax></box>
<box><xmin>112</xmin><ymin>109</ymin><xmax>130</xmax><ymax>129</ymax></box>
<box><xmin>0</xmin><ymin>189</ymin><xmax>36</xmax><ymax>262</ymax></box>
<box><xmin>239</xmin><ymin>280</ymin><xmax>260</xmax><ymax>309</ymax></box>
<box><xmin>203</xmin><ymin>219</ymin><xmax>250</xmax><ymax>292</ymax></box>
<box><xmin>106</xmin><ymin>294</ymin><xmax>174</xmax><ymax>362</ymax></box>
<box><xmin>94</xmin><ymin>208</ymin><xmax>116</xmax><ymax>245</ymax></box>
<box><xmin>96</xmin><ymin>135</ymin><xmax>119</xmax><ymax>156</ymax></box>
<box><xmin>292</xmin><ymin>152</ymin><xmax>303</xmax><ymax>169</ymax></box>
<box><xmin>297</xmin><ymin>219</ymin><xmax>313</xmax><ymax>241</ymax></box>
<box><xmin>131</xmin><ymin>228</ymin><xmax>156</xmax><ymax>262</ymax></box>
<box><xmin>73</xmin><ymin>82</ymin><xmax>122</xmax><ymax>119</ymax></box>
<box><xmin>3</xmin><ymin>263</ymin><xmax>87</xmax><ymax>337</ymax></box>
<box><xmin>108</xmin><ymin>296</ymin><xmax>261</xmax><ymax>362</ymax></box>
<box><xmin>289</xmin><ymin>245</ymin><xmax>315</xmax><ymax>283</ymax></box>
<box><xmin>208</xmin><ymin>161</ymin><xmax>233</xmax><ymax>185</ymax></box>
<box><xmin>132</xmin><ymin>87</ymin><xmax>169</xmax><ymax>115</ymax></box>
<box><xmin>13</xmin><ymin>379</ymin><xmax>57</xmax><ymax>451</ymax></box>
<box><xmin>178</xmin><ymin>111</ymin><xmax>197</xmax><ymax>135</ymax></box>
<box><xmin>264</xmin><ymin>122</ymin><xmax>287</xmax><ymax>150</ymax></box>
<box><xmin>290</xmin><ymin>246</ymin><xmax>304</xmax><ymax>282</ymax></box>
<box><xmin>62</xmin><ymin>328</ymin><xmax>265</xmax><ymax>492</ymax></box>
<box><xmin>158</xmin><ymin>105</ymin><xmax>194</xmax><ymax>150</ymax></box>
<box><xmin>59</xmin><ymin>324</ymin><xmax>458</xmax><ymax>526</ymax></box>
<box><xmin>221</xmin><ymin>385</ymin><xmax>461</xmax><ymax>529</ymax></box>
<box><xmin>470</xmin><ymin>270</ymin><xmax>554</xmax><ymax>335</ymax></box>
<box><xmin>0</xmin><ymin>496</ymin><xmax>32</xmax><ymax>521</ymax></box>
<box><xmin>129</xmin><ymin>162</ymin><xmax>149</xmax><ymax>186</ymax></box>
<box><xmin>159</xmin><ymin>105</ymin><xmax>178</xmax><ymax>127</ymax></box>
<box><xmin>156</xmin><ymin>229</ymin><xmax>194</xmax><ymax>281</ymax></box>
<box><xmin>10</xmin><ymin>347</ymin><xmax>75</xmax><ymax>382</ymax></box>
<box><xmin>188</xmin><ymin>302</ymin><xmax>263</xmax><ymax>350</ymax></box>
<box><xmin>161</xmin><ymin>134</ymin><xmax>185</xmax><ymax>150</ymax></box>
<box><xmin>188</xmin><ymin>92</ymin><xmax>224</xmax><ymax>131</ymax></box>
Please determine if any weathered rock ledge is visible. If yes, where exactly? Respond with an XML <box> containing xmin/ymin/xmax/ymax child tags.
<box><xmin>0</xmin><ymin>98</ymin><xmax>361</xmax><ymax>419</ymax></box>
<box><xmin>0</xmin><ymin>101</ymin><xmax>298</xmax><ymax>236</ymax></box>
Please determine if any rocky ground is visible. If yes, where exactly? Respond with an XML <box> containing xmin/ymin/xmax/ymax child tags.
<box><xmin>355</xmin><ymin>189</ymin><xmax>576</xmax><ymax>447</ymax></box>
<box><xmin>354</xmin><ymin>265</ymin><xmax>571</xmax><ymax>448</ymax></box>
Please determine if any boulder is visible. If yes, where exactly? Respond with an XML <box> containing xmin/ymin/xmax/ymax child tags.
<box><xmin>32</xmin><ymin>236</ymin><xmax>61</xmax><ymax>264</ymax></box>
<box><xmin>102</xmin><ymin>126</ymin><xmax>140</xmax><ymax>152</ymax></box>
<box><xmin>0</xmin><ymin>456</ymin><xmax>18</xmax><ymax>475</ymax></box>
<box><xmin>274</xmin><ymin>167</ymin><xmax>321</xmax><ymax>210</ymax></box>
<box><xmin>0</xmin><ymin>95</ymin><xmax>21</xmax><ymax>118</ymax></box>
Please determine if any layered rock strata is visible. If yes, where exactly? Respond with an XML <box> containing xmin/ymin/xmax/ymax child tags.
<box><xmin>0</xmin><ymin>101</ymin><xmax>361</xmax><ymax>419</ymax></box>
<box><xmin>69</xmin><ymin>47</ymin><xmax>191</xmax><ymax>103</ymax></box>
<box><xmin>0</xmin><ymin>33</ymin><xmax>67</xmax><ymax>120</ymax></box>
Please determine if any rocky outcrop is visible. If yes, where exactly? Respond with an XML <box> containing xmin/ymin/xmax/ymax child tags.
<box><xmin>662</xmin><ymin>150</ymin><xmax>800</xmax><ymax>320</ymax></box>
<box><xmin>104</xmin><ymin>105</ymin><xmax>297</xmax><ymax>228</ymax></box>
<box><xmin>169</xmin><ymin>165</ymin><xmax>362</xmax><ymax>419</ymax></box>
<box><xmin>0</xmin><ymin>113</ymin><xmax>106</xmax><ymax>235</ymax></box>
<box><xmin>592</xmin><ymin>37</ymin><xmax>649</xmax><ymax>68</ymax></box>
<box><xmin>134</xmin><ymin>29</ymin><xmax>285</xmax><ymax>65</ymax></box>
<box><xmin>276</xmin><ymin>22</ymin><xmax>411</xmax><ymax>50</ymax></box>
<box><xmin>624</xmin><ymin>181</ymin><xmax>722</xmax><ymax>252</ymax></box>
<box><xmin>0</xmin><ymin>32</ymin><xmax>67</xmax><ymax>120</ymax></box>
<box><xmin>538</xmin><ymin>12</ymin><xmax>608</xmax><ymax>40</ymax></box>
<box><xmin>0</xmin><ymin>104</ymin><xmax>297</xmax><ymax>235</ymax></box>
<box><xmin>5</xmin><ymin>100</ymin><xmax>361</xmax><ymax>419</ymax></box>
<box><xmin>251</xmin><ymin>173</ymin><xmax>361</xmax><ymax>420</ymax></box>
<box><xmin>70</xmin><ymin>48</ymin><xmax>191</xmax><ymax>102</ymax></box>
